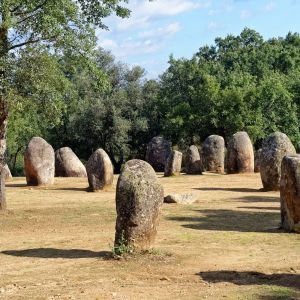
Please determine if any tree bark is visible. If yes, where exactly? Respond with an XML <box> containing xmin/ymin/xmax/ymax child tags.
<box><xmin>0</xmin><ymin>6</ymin><xmax>10</xmax><ymax>210</ymax></box>
<box><xmin>0</xmin><ymin>171</ymin><xmax>6</xmax><ymax>210</ymax></box>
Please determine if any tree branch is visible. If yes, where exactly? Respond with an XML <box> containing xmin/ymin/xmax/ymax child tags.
<box><xmin>13</xmin><ymin>0</ymin><xmax>49</xmax><ymax>17</ymax></box>
<box><xmin>9</xmin><ymin>38</ymin><xmax>41</xmax><ymax>51</ymax></box>
<box><xmin>8</xmin><ymin>33</ymin><xmax>58</xmax><ymax>51</ymax></box>
<box><xmin>9</xmin><ymin>4</ymin><xmax>23</xmax><ymax>13</ymax></box>
<box><xmin>17</xmin><ymin>9</ymin><xmax>43</xmax><ymax>25</ymax></box>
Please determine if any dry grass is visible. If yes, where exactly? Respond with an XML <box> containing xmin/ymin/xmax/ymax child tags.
<box><xmin>1</xmin><ymin>173</ymin><xmax>300</xmax><ymax>299</ymax></box>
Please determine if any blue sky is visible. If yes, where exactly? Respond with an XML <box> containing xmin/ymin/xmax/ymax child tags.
<box><xmin>97</xmin><ymin>0</ymin><xmax>300</xmax><ymax>78</ymax></box>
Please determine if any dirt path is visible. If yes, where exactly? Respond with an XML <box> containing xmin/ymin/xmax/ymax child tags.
<box><xmin>0</xmin><ymin>173</ymin><xmax>299</xmax><ymax>299</ymax></box>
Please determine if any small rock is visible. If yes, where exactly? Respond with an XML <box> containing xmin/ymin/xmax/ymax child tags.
<box><xmin>160</xmin><ymin>276</ymin><xmax>171</xmax><ymax>281</ymax></box>
<box><xmin>164</xmin><ymin>193</ymin><xmax>198</xmax><ymax>204</ymax></box>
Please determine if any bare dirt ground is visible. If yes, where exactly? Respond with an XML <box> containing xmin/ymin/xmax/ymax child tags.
<box><xmin>1</xmin><ymin>173</ymin><xmax>300</xmax><ymax>300</ymax></box>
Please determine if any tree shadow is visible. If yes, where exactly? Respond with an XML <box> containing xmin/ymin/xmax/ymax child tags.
<box><xmin>239</xmin><ymin>196</ymin><xmax>279</xmax><ymax>203</ymax></box>
<box><xmin>237</xmin><ymin>206</ymin><xmax>280</xmax><ymax>211</ymax></box>
<box><xmin>168</xmin><ymin>209</ymin><xmax>282</xmax><ymax>233</ymax></box>
<box><xmin>6</xmin><ymin>183</ymin><xmax>28</xmax><ymax>188</ymax></box>
<box><xmin>197</xmin><ymin>270</ymin><xmax>300</xmax><ymax>291</ymax></box>
<box><xmin>2</xmin><ymin>248</ymin><xmax>113</xmax><ymax>259</ymax></box>
<box><xmin>194</xmin><ymin>187</ymin><xmax>264</xmax><ymax>193</ymax></box>
<box><xmin>53</xmin><ymin>187</ymin><xmax>89</xmax><ymax>192</ymax></box>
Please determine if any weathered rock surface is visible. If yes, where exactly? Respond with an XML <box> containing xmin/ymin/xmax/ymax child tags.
<box><xmin>86</xmin><ymin>149</ymin><xmax>114</xmax><ymax>191</ymax></box>
<box><xmin>164</xmin><ymin>193</ymin><xmax>198</xmax><ymax>204</ymax></box>
<box><xmin>227</xmin><ymin>132</ymin><xmax>254</xmax><ymax>174</ymax></box>
<box><xmin>280</xmin><ymin>155</ymin><xmax>300</xmax><ymax>232</ymax></box>
<box><xmin>3</xmin><ymin>164</ymin><xmax>12</xmax><ymax>181</ymax></box>
<box><xmin>202</xmin><ymin>135</ymin><xmax>225</xmax><ymax>173</ymax></box>
<box><xmin>24</xmin><ymin>137</ymin><xmax>55</xmax><ymax>186</ymax></box>
<box><xmin>0</xmin><ymin>174</ymin><xmax>6</xmax><ymax>210</ymax></box>
<box><xmin>115</xmin><ymin>159</ymin><xmax>164</xmax><ymax>250</ymax></box>
<box><xmin>164</xmin><ymin>150</ymin><xmax>182</xmax><ymax>177</ymax></box>
<box><xmin>260</xmin><ymin>132</ymin><xmax>296</xmax><ymax>191</ymax></box>
<box><xmin>254</xmin><ymin>149</ymin><xmax>262</xmax><ymax>173</ymax></box>
<box><xmin>146</xmin><ymin>137</ymin><xmax>171</xmax><ymax>172</ymax></box>
<box><xmin>186</xmin><ymin>145</ymin><xmax>202</xmax><ymax>175</ymax></box>
<box><xmin>55</xmin><ymin>147</ymin><xmax>87</xmax><ymax>177</ymax></box>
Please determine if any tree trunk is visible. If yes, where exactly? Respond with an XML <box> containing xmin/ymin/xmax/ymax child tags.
<box><xmin>0</xmin><ymin>104</ymin><xmax>8</xmax><ymax>211</ymax></box>
<box><xmin>0</xmin><ymin>8</ymin><xmax>9</xmax><ymax>210</ymax></box>
<box><xmin>11</xmin><ymin>146</ymin><xmax>22</xmax><ymax>175</ymax></box>
<box><xmin>0</xmin><ymin>170</ymin><xmax>6</xmax><ymax>210</ymax></box>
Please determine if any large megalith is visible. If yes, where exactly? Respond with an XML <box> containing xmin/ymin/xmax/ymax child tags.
<box><xmin>146</xmin><ymin>137</ymin><xmax>171</xmax><ymax>172</ymax></box>
<box><xmin>55</xmin><ymin>147</ymin><xmax>87</xmax><ymax>177</ymax></box>
<box><xmin>227</xmin><ymin>132</ymin><xmax>254</xmax><ymax>174</ymax></box>
<box><xmin>202</xmin><ymin>135</ymin><xmax>225</xmax><ymax>174</ymax></box>
<box><xmin>115</xmin><ymin>159</ymin><xmax>164</xmax><ymax>251</ymax></box>
<box><xmin>280</xmin><ymin>155</ymin><xmax>300</xmax><ymax>232</ymax></box>
<box><xmin>164</xmin><ymin>150</ymin><xmax>182</xmax><ymax>177</ymax></box>
<box><xmin>24</xmin><ymin>137</ymin><xmax>55</xmax><ymax>186</ymax></box>
<box><xmin>185</xmin><ymin>145</ymin><xmax>202</xmax><ymax>175</ymax></box>
<box><xmin>86</xmin><ymin>148</ymin><xmax>114</xmax><ymax>191</ymax></box>
<box><xmin>260</xmin><ymin>132</ymin><xmax>296</xmax><ymax>191</ymax></box>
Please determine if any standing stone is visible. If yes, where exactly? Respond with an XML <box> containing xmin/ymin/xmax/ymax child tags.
<box><xmin>24</xmin><ymin>137</ymin><xmax>55</xmax><ymax>186</ymax></box>
<box><xmin>115</xmin><ymin>160</ymin><xmax>164</xmax><ymax>251</ymax></box>
<box><xmin>146</xmin><ymin>137</ymin><xmax>171</xmax><ymax>172</ymax></box>
<box><xmin>261</xmin><ymin>132</ymin><xmax>296</xmax><ymax>191</ymax></box>
<box><xmin>86</xmin><ymin>148</ymin><xmax>113</xmax><ymax>191</ymax></box>
<box><xmin>280</xmin><ymin>155</ymin><xmax>300</xmax><ymax>232</ymax></box>
<box><xmin>227</xmin><ymin>132</ymin><xmax>254</xmax><ymax>174</ymax></box>
<box><xmin>254</xmin><ymin>149</ymin><xmax>262</xmax><ymax>173</ymax></box>
<box><xmin>55</xmin><ymin>147</ymin><xmax>87</xmax><ymax>177</ymax></box>
<box><xmin>164</xmin><ymin>150</ymin><xmax>182</xmax><ymax>177</ymax></box>
<box><xmin>3</xmin><ymin>164</ymin><xmax>12</xmax><ymax>181</ymax></box>
<box><xmin>186</xmin><ymin>145</ymin><xmax>202</xmax><ymax>175</ymax></box>
<box><xmin>202</xmin><ymin>135</ymin><xmax>225</xmax><ymax>174</ymax></box>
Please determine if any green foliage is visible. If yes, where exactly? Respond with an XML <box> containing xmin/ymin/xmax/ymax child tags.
<box><xmin>5</xmin><ymin>26</ymin><xmax>300</xmax><ymax>174</ymax></box>
<box><xmin>159</xmin><ymin>28</ymin><xmax>300</xmax><ymax>149</ymax></box>
<box><xmin>47</xmin><ymin>48</ymin><xmax>154</xmax><ymax>173</ymax></box>
<box><xmin>112</xmin><ymin>231</ymin><xmax>133</xmax><ymax>257</ymax></box>
<box><xmin>0</xmin><ymin>0</ymin><xmax>135</xmax><ymax>173</ymax></box>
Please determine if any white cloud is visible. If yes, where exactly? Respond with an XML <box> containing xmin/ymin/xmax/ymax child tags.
<box><xmin>264</xmin><ymin>1</ymin><xmax>275</xmax><ymax>12</ymax></box>
<box><xmin>139</xmin><ymin>22</ymin><xmax>181</xmax><ymax>39</ymax></box>
<box><xmin>113</xmin><ymin>39</ymin><xmax>162</xmax><ymax>58</ymax></box>
<box><xmin>99</xmin><ymin>39</ymin><xmax>118</xmax><ymax>49</ymax></box>
<box><xmin>240</xmin><ymin>9</ymin><xmax>251</xmax><ymax>19</ymax></box>
<box><xmin>208</xmin><ymin>9</ymin><xmax>217</xmax><ymax>16</ymax></box>
<box><xmin>208</xmin><ymin>21</ymin><xmax>220</xmax><ymax>31</ymax></box>
<box><xmin>134</xmin><ymin>0</ymin><xmax>210</xmax><ymax>17</ymax></box>
<box><xmin>97</xmin><ymin>0</ymin><xmax>211</xmax><ymax>77</ymax></box>
<box><xmin>98</xmin><ymin>36</ymin><xmax>164</xmax><ymax>59</ymax></box>
<box><xmin>113</xmin><ymin>0</ymin><xmax>211</xmax><ymax>32</ymax></box>
<box><xmin>98</xmin><ymin>21</ymin><xmax>182</xmax><ymax>60</ymax></box>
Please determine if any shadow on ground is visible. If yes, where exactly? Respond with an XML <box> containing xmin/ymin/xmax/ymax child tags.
<box><xmin>6</xmin><ymin>183</ymin><xmax>28</xmax><ymax>188</ymax></box>
<box><xmin>238</xmin><ymin>206</ymin><xmax>280</xmax><ymax>211</ymax></box>
<box><xmin>239</xmin><ymin>196</ymin><xmax>279</xmax><ymax>203</ymax></box>
<box><xmin>2</xmin><ymin>248</ymin><xmax>112</xmax><ymax>259</ymax></box>
<box><xmin>198</xmin><ymin>270</ymin><xmax>300</xmax><ymax>291</ymax></box>
<box><xmin>52</xmin><ymin>187</ymin><xmax>89</xmax><ymax>192</ymax></box>
<box><xmin>194</xmin><ymin>187</ymin><xmax>264</xmax><ymax>193</ymax></box>
<box><xmin>168</xmin><ymin>209</ymin><xmax>281</xmax><ymax>233</ymax></box>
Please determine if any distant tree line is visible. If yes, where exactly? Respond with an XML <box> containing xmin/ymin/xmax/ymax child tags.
<box><xmin>7</xmin><ymin>28</ymin><xmax>300</xmax><ymax>174</ymax></box>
